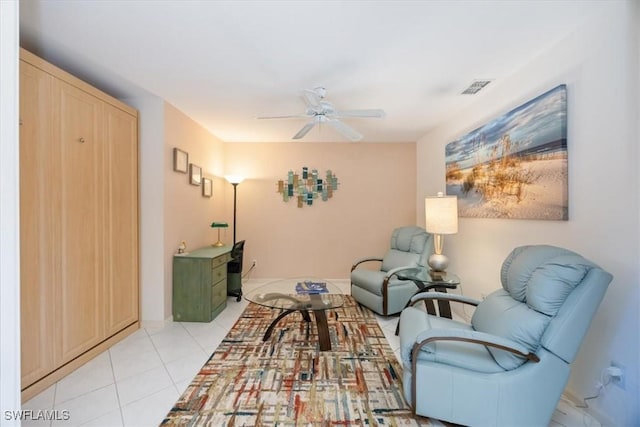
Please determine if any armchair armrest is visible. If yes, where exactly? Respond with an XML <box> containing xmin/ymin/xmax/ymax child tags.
<box><xmin>413</xmin><ymin>328</ymin><xmax>540</xmax><ymax>363</ymax></box>
<box><xmin>409</xmin><ymin>292</ymin><xmax>481</xmax><ymax>307</ymax></box>
<box><xmin>407</xmin><ymin>328</ymin><xmax>540</xmax><ymax>413</ymax></box>
<box><xmin>385</xmin><ymin>265</ymin><xmax>423</xmax><ymax>281</ymax></box>
<box><xmin>351</xmin><ymin>257</ymin><xmax>383</xmax><ymax>272</ymax></box>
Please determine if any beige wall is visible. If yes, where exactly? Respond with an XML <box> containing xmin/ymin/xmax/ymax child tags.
<box><xmin>163</xmin><ymin>102</ymin><xmax>226</xmax><ymax>317</ymax></box>
<box><xmin>151</xmin><ymin>109</ymin><xmax>416</xmax><ymax>319</ymax></box>
<box><xmin>224</xmin><ymin>142</ymin><xmax>416</xmax><ymax>279</ymax></box>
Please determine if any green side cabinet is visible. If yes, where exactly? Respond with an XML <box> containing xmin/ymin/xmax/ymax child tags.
<box><xmin>173</xmin><ymin>246</ymin><xmax>232</xmax><ymax>322</ymax></box>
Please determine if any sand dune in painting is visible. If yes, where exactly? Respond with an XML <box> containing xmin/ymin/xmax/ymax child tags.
<box><xmin>445</xmin><ymin>85</ymin><xmax>568</xmax><ymax>220</ymax></box>
<box><xmin>447</xmin><ymin>154</ymin><xmax>568</xmax><ymax>220</ymax></box>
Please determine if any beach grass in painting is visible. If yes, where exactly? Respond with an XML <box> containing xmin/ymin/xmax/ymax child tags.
<box><xmin>445</xmin><ymin>85</ymin><xmax>568</xmax><ymax>220</ymax></box>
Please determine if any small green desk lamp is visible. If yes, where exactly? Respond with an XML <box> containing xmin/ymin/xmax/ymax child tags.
<box><xmin>210</xmin><ymin>222</ymin><xmax>229</xmax><ymax>247</ymax></box>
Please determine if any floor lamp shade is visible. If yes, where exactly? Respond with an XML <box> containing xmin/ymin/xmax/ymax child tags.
<box><xmin>225</xmin><ymin>175</ymin><xmax>245</xmax><ymax>185</ymax></box>
<box><xmin>425</xmin><ymin>193</ymin><xmax>458</xmax><ymax>271</ymax></box>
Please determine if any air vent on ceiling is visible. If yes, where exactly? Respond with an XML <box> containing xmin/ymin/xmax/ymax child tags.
<box><xmin>461</xmin><ymin>80</ymin><xmax>492</xmax><ymax>95</ymax></box>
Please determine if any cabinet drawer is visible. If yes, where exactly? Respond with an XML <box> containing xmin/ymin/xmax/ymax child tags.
<box><xmin>211</xmin><ymin>263</ymin><xmax>227</xmax><ymax>284</ymax></box>
<box><xmin>211</xmin><ymin>279</ymin><xmax>226</xmax><ymax>307</ymax></box>
<box><xmin>211</xmin><ymin>253</ymin><xmax>231</xmax><ymax>269</ymax></box>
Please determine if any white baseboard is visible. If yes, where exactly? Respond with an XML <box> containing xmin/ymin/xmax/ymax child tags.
<box><xmin>562</xmin><ymin>388</ymin><xmax>614</xmax><ymax>426</ymax></box>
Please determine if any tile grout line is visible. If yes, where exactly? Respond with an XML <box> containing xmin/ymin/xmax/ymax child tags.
<box><xmin>26</xmin><ymin>280</ymin><xmax>600</xmax><ymax>426</ymax></box>
<box><xmin>109</xmin><ymin>329</ymin><xmax>146</xmax><ymax>426</ymax></box>
<box><xmin>182</xmin><ymin>300</ymin><xmax>238</xmax><ymax>356</ymax></box>
<box><xmin>114</xmin><ymin>326</ymin><xmax>185</xmax><ymax>420</ymax></box>
<box><xmin>66</xmin><ymin>340</ymin><xmax>134</xmax><ymax>426</ymax></box>
<box><xmin>153</xmin><ymin>322</ymin><xmax>194</xmax><ymax>395</ymax></box>
<box><xmin>49</xmin><ymin>382</ymin><xmax>57</xmax><ymax>427</ymax></box>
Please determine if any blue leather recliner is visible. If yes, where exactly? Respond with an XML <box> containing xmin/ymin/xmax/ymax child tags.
<box><xmin>351</xmin><ymin>226</ymin><xmax>432</xmax><ymax>315</ymax></box>
<box><xmin>399</xmin><ymin>245</ymin><xmax>612</xmax><ymax>426</ymax></box>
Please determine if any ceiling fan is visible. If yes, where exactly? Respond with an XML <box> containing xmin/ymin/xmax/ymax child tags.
<box><xmin>257</xmin><ymin>87</ymin><xmax>385</xmax><ymax>141</ymax></box>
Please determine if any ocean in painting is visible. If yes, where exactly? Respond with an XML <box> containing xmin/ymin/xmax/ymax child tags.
<box><xmin>445</xmin><ymin>85</ymin><xmax>568</xmax><ymax>220</ymax></box>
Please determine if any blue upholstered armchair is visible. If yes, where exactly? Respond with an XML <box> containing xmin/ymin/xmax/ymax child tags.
<box><xmin>399</xmin><ymin>245</ymin><xmax>612</xmax><ymax>426</ymax></box>
<box><xmin>351</xmin><ymin>226</ymin><xmax>432</xmax><ymax>315</ymax></box>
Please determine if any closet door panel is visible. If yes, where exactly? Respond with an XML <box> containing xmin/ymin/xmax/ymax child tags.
<box><xmin>104</xmin><ymin>104</ymin><xmax>139</xmax><ymax>335</ymax></box>
<box><xmin>19</xmin><ymin>49</ymin><xmax>140</xmax><ymax>400</ymax></box>
<box><xmin>19</xmin><ymin>62</ymin><xmax>58</xmax><ymax>388</ymax></box>
<box><xmin>56</xmin><ymin>80</ymin><xmax>106</xmax><ymax>363</ymax></box>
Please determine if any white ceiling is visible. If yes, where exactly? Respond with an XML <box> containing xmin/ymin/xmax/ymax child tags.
<box><xmin>19</xmin><ymin>0</ymin><xmax>607</xmax><ymax>143</ymax></box>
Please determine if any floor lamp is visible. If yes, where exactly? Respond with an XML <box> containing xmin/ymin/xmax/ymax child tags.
<box><xmin>225</xmin><ymin>175</ymin><xmax>244</xmax><ymax>244</ymax></box>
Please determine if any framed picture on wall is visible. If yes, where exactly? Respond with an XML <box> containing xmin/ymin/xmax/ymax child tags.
<box><xmin>173</xmin><ymin>148</ymin><xmax>188</xmax><ymax>173</ymax></box>
<box><xmin>189</xmin><ymin>164</ymin><xmax>202</xmax><ymax>186</ymax></box>
<box><xmin>445</xmin><ymin>84</ymin><xmax>568</xmax><ymax>220</ymax></box>
<box><xmin>202</xmin><ymin>178</ymin><xmax>212</xmax><ymax>197</ymax></box>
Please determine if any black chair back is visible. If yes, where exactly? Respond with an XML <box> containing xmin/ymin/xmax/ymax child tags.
<box><xmin>228</xmin><ymin>240</ymin><xmax>245</xmax><ymax>274</ymax></box>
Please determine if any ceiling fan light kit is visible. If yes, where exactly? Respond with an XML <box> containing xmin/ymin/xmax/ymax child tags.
<box><xmin>258</xmin><ymin>87</ymin><xmax>385</xmax><ymax>142</ymax></box>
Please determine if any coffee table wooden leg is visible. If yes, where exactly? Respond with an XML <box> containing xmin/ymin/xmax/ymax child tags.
<box><xmin>263</xmin><ymin>309</ymin><xmax>296</xmax><ymax>341</ymax></box>
<box><xmin>299</xmin><ymin>310</ymin><xmax>312</xmax><ymax>340</ymax></box>
<box><xmin>299</xmin><ymin>309</ymin><xmax>311</xmax><ymax>322</ymax></box>
<box><xmin>313</xmin><ymin>309</ymin><xmax>331</xmax><ymax>351</ymax></box>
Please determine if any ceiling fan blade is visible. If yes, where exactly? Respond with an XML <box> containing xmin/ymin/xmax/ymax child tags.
<box><xmin>302</xmin><ymin>90</ymin><xmax>320</xmax><ymax>108</ymax></box>
<box><xmin>301</xmin><ymin>87</ymin><xmax>325</xmax><ymax>108</ymax></box>
<box><xmin>293</xmin><ymin>120</ymin><xmax>317</xmax><ymax>139</ymax></box>
<box><xmin>257</xmin><ymin>114</ymin><xmax>309</xmax><ymax>119</ymax></box>
<box><xmin>333</xmin><ymin>109</ymin><xmax>386</xmax><ymax>118</ymax></box>
<box><xmin>326</xmin><ymin>119</ymin><xmax>363</xmax><ymax>141</ymax></box>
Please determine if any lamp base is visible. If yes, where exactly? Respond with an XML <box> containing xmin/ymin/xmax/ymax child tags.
<box><xmin>212</xmin><ymin>228</ymin><xmax>225</xmax><ymax>247</ymax></box>
<box><xmin>428</xmin><ymin>253</ymin><xmax>449</xmax><ymax>272</ymax></box>
<box><xmin>428</xmin><ymin>270</ymin><xmax>447</xmax><ymax>281</ymax></box>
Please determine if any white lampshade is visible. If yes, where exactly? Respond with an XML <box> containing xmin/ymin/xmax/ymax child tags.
<box><xmin>225</xmin><ymin>175</ymin><xmax>245</xmax><ymax>185</ymax></box>
<box><xmin>425</xmin><ymin>193</ymin><xmax>458</xmax><ymax>235</ymax></box>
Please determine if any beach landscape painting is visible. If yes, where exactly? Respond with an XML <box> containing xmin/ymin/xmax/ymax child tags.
<box><xmin>445</xmin><ymin>84</ymin><xmax>568</xmax><ymax>220</ymax></box>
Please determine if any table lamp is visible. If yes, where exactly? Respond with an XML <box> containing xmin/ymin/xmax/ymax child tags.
<box><xmin>424</xmin><ymin>192</ymin><xmax>458</xmax><ymax>272</ymax></box>
<box><xmin>210</xmin><ymin>222</ymin><xmax>229</xmax><ymax>247</ymax></box>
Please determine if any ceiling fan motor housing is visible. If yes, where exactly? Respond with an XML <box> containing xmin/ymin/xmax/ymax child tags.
<box><xmin>259</xmin><ymin>86</ymin><xmax>385</xmax><ymax>141</ymax></box>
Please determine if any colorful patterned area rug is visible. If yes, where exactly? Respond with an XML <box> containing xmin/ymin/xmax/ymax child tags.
<box><xmin>161</xmin><ymin>295</ymin><xmax>437</xmax><ymax>426</ymax></box>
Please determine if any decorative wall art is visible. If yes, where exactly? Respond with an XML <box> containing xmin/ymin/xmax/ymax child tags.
<box><xmin>202</xmin><ymin>178</ymin><xmax>212</xmax><ymax>197</ymax></box>
<box><xmin>445</xmin><ymin>84</ymin><xmax>568</xmax><ymax>220</ymax></box>
<box><xmin>189</xmin><ymin>164</ymin><xmax>202</xmax><ymax>186</ymax></box>
<box><xmin>173</xmin><ymin>148</ymin><xmax>188</xmax><ymax>173</ymax></box>
<box><xmin>276</xmin><ymin>167</ymin><xmax>339</xmax><ymax>208</ymax></box>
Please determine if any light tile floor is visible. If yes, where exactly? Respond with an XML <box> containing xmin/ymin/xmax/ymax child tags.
<box><xmin>23</xmin><ymin>279</ymin><xmax>601</xmax><ymax>427</ymax></box>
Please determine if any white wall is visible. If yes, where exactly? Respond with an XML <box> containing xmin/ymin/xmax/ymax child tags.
<box><xmin>0</xmin><ymin>0</ymin><xmax>21</xmax><ymax>424</ymax></box>
<box><xmin>416</xmin><ymin>3</ymin><xmax>638</xmax><ymax>425</ymax></box>
<box><xmin>124</xmin><ymin>95</ymin><xmax>166</xmax><ymax>326</ymax></box>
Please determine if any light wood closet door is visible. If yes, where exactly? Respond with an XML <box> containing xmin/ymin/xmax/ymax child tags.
<box><xmin>56</xmin><ymin>80</ymin><xmax>106</xmax><ymax>363</ymax></box>
<box><xmin>104</xmin><ymin>104</ymin><xmax>139</xmax><ymax>335</ymax></box>
<box><xmin>20</xmin><ymin>61</ymin><xmax>57</xmax><ymax>388</ymax></box>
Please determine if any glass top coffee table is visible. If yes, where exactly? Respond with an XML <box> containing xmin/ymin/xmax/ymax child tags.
<box><xmin>244</xmin><ymin>278</ymin><xmax>344</xmax><ymax>351</ymax></box>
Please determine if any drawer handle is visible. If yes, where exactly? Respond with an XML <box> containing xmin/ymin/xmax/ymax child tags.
<box><xmin>78</xmin><ymin>137</ymin><xmax>86</xmax><ymax>143</ymax></box>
